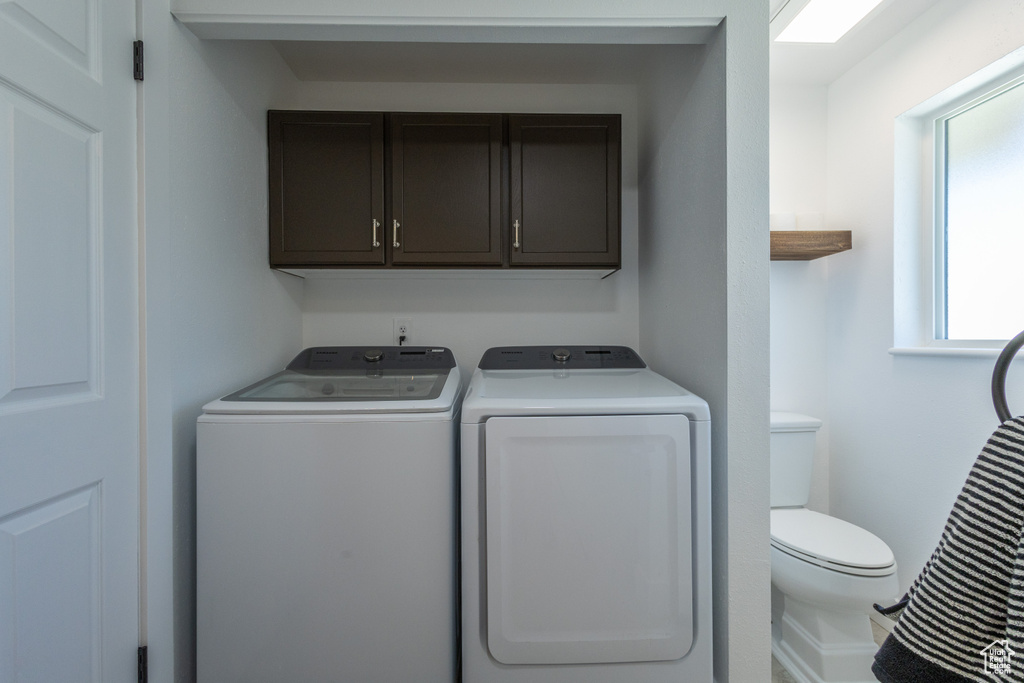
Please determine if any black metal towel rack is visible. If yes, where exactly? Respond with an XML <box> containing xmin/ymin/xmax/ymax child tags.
<box><xmin>992</xmin><ymin>329</ymin><xmax>1024</xmax><ymax>423</ymax></box>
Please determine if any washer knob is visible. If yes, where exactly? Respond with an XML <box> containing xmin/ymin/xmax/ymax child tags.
<box><xmin>363</xmin><ymin>348</ymin><xmax>384</xmax><ymax>363</ymax></box>
<box><xmin>552</xmin><ymin>348</ymin><xmax>572</xmax><ymax>363</ymax></box>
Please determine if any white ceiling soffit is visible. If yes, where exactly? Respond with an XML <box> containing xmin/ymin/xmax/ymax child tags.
<box><xmin>273</xmin><ymin>42</ymin><xmax>701</xmax><ymax>84</ymax></box>
<box><xmin>770</xmin><ymin>0</ymin><xmax>935</xmax><ymax>86</ymax></box>
<box><xmin>177</xmin><ymin>18</ymin><xmax>720</xmax><ymax>44</ymax></box>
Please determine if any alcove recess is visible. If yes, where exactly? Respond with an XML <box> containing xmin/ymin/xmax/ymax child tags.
<box><xmin>770</xmin><ymin>230</ymin><xmax>852</xmax><ymax>261</ymax></box>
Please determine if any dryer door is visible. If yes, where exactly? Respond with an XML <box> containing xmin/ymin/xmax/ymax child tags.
<box><xmin>484</xmin><ymin>414</ymin><xmax>692</xmax><ymax>665</ymax></box>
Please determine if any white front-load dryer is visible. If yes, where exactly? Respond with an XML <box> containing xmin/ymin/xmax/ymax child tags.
<box><xmin>460</xmin><ymin>346</ymin><xmax>712</xmax><ymax>682</ymax></box>
<box><xmin>197</xmin><ymin>346</ymin><xmax>461</xmax><ymax>683</ymax></box>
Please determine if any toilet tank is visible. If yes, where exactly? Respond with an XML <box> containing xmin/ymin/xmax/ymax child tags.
<box><xmin>770</xmin><ymin>412</ymin><xmax>823</xmax><ymax>508</ymax></box>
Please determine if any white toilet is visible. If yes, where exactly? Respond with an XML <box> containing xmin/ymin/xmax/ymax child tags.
<box><xmin>770</xmin><ymin>412</ymin><xmax>899</xmax><ymax>683</ymax></box>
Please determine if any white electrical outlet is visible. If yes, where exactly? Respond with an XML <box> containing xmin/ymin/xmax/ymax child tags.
<box><xmin>394</xmin><ymin>318</ymin><xmax>412</xmax><ymax>346</ymax></box>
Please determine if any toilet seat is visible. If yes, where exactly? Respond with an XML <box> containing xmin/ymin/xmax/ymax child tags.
<box><xmin>771</xmin><ymin>508</ymin><xmax>896</xmax><ymax>578</ymax></box>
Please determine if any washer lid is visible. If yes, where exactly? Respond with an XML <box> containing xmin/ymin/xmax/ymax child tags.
<box><xmin>201</xmin><ymin>346</ymin><xmax>460</xmax><ymax>415</ymax></box>
<box><xmin>770</xmin><ymin>508</ymin><xmax>895</xmax><ymax>571</ymax></box>
<box><xmin>221</xmin><ymin>368</ymin><xmax>449</xmax><ymax>401</ymax></box>
<box><xmin>287</xmin><ymin>346</ymin><xmax>456</xmax><ymax>372</ymax></box>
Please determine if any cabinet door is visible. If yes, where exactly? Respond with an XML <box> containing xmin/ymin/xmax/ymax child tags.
<box><xmin>391</xmin><ymin>113</ymin><xmax>503</xmax><ymax>266</ymax></box>
<box><xmin>269</xmin><ymin>111</ymin><xmax>385</xmax><ymax>266</ymax></box>
<box><xmin>510</xmin><ymin>114</ymin><xmax>620</xmax><ymax>268</ymax></box>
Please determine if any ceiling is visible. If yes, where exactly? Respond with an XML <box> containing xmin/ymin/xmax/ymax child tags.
<box><xmin>273</xmin><ymin>1</ymin><xmax>938</xmax><ymax>87</ymax></box>
<box><xmin>770</xmin><ymin>0</ymin><xmax>936</xmax><ymax>85</ymax></box>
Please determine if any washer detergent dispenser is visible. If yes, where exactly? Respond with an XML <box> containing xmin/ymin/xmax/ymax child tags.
<box><xmin>197</xmin><ymin>346</ymin><xmax>461</xmax><ymax>683</ymax></box>
<box><xmin>461</xmin><ymin>345</ymin><xmax>712</xmax><ymax>682</ymax></box>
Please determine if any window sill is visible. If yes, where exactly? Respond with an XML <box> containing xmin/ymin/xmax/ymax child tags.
<box><xmin>889</xmin><ymin>345</ymin><xmax>1008</xmax><ymax>359</ymax></box>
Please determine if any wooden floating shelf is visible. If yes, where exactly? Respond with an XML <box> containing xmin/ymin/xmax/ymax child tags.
<box><xmin>771</xmin><ymin>230</ymin><xmax>852</xmax><ymax>261</ymax></box>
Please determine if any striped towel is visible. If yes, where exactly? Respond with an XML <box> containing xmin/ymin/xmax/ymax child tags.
<box><xmin>872</xmin><ymin>417</ymin><xmax>1024</xmax><ymax>683</ymax></box>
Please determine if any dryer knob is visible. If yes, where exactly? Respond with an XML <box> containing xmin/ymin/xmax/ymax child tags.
<box><xmin>552</xmin><ymin>348</ymin><xmax>572</xmax><ymax>363</ymax></box>
<box><xmin>363</xmin><ymin>348</ymin><xmax>384</xmax><ymax>362</ymax></box>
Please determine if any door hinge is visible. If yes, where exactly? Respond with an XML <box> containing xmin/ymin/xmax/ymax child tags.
<box><xmin>138</xmin><ymin>645</ymin><xmax>148</xmax><ymax>683</ymax></box>
<box><xmin>133</xmin><ymin>40</ymin><xmax>144</xmax><ymax>82</ymax></box>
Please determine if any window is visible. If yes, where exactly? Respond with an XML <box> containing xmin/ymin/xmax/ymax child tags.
<box><xmin>939</xmin><ymin>77</ymin><xmax>1024</xmax><ymax>341</ymax></box>
<box><xmin>894</xmin><ymin>55</ymin><xmax>1024</xmax><ymax>352</ymax></box>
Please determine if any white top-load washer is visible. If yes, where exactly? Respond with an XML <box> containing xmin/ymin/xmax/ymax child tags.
<box><xmin>197</xmin><ymin>346</ymin><xmax>460</xmax><ymax>683</ymax></box>
<box><xmin>461</xmin><ymin>346</ymin><xmax>712</xmax><ymax>682</ymax></box>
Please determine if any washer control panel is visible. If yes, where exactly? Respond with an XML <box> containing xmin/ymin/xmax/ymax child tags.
<box><xmin>287</xmin><ymin>346</ymin><xmax>456</xmax><ymax>371</ymax></box>
<box><xmin>478</xmin><ymin>346</ymin><xmax>646</xmax><ymax>370</ymax></box>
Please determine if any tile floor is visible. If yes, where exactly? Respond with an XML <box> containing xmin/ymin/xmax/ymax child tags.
<box><xmin>770</xmin><ymin>619</ymin><xmax>890</xmax><ymax>682</ymax></box>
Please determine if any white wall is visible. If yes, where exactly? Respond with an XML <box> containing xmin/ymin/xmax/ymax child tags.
<box><xmin>769</xmin><ymin>84</ymin><xmax>831</xmax><ymax>513</ymax></box>
<box><xmin>638</xmin><ymin>40</ymin><xmax>722</xmax><ymax>683</ymax></box>
<box><xmin>286</xmin><ymin>82</ymin><xmax>642</xmax><ymax>373</ymax></box>
<box><xmin>826</xmin><ymin>0</ymin><xmax>1024</xmax><ymax>595</ymax></box>
<box><xmin>771</xmin><ymin>0</ymin><xmax>1024</xmax><ymax>604</ymax></box>
<box><xmin>142</xmin><ymin>9</ymin><xmax>304</xmax><ymax>680</ymax></box>
<box><xmin>640</xmin><ymin>5</ymin><xmax>770</xmax><ymax>680</ymax></box>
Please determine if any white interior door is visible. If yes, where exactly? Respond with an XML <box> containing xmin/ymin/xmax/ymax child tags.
<box><xmin>484</xmin><ymin>414</ymin><xmax>693</xmax><ymax>665</ymax></box>
<box><xmin>0</xmin><ymin>0</ymin><xmax>139</xmax><ymax>678</ymax></box>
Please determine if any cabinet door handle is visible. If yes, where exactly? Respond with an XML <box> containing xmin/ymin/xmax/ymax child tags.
<box><xmin>393</xmin><ymin>220</ymin><xmax>401</xmax><ymax>248</ymax></box>
<box><xmin>372</xmin><ymin>219</ymin><xmax>381</xmax><ymax>248</ymax></box>
<box><xmin>513</xmin><ymin>219</ymin><xmax>521</xmax><ymax>250</ymax></box>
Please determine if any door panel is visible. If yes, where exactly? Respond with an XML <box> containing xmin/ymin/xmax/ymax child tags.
<box><xmin>0</xmin><ymin>0</ymin><xmax>97</xmax><ymax>76</ymax></box>
<box><xmin>269</xmin><ymin>111</ymin><xmax>385</xmax><ymax>266</ymax></box>
<box><xmin>509</xmin><ymin>114</ymin><xmax>620</xmax><ymax>267</ymax></box>
<box><xmin>484</xmin><ymin>414</ymin><xmax>692</xmax><ymax>665</ymax></box>
<box><xmin>0</xmin><ymin>0</ymin><xmax>138</xmax><ymax>677</ymax></box>
<box><xmin>0</xmin><ymin>485</ymin><xmax>101</xmax><ymax>682</ymax></box>
<box><xmin>391</xmin><ymin>113</ymin><xmax>502</xmax><ymax>266</ymax></box>
<box><xmin>0</xmin><ymin>88</ymin><xmax>96</xmax><ymax>409</ymax></box>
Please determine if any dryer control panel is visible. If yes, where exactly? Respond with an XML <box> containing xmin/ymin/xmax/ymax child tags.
<box><xmin>478</xmin><ymin>345</ymin><xmax>646</xmax><ymax>370</ymax></box>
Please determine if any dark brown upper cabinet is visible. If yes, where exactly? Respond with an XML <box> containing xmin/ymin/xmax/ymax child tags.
<box><xmin>509</xmin><ymin>114</ymin><xmax>621</xmax><ymax>268</ymax></box>
<box><xmin>390</xmin><ymin>113</ymin><xmax>503</xmax><ymax>266</ymax></box>
<box><xmin>268</xmin><ymin>111</ymin><xmax>621</xmax><ymax>274</ymax></box>
<box><xmin>268</xmin><ymin>111</ymin><xmax>385</xmax><ymax>267</ymax></box>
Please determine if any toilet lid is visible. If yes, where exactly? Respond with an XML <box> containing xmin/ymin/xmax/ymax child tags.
<box><xmin>771</xmin><ymin>508</ymin><xmax>895</xmax><ymax>574</ymax></box>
